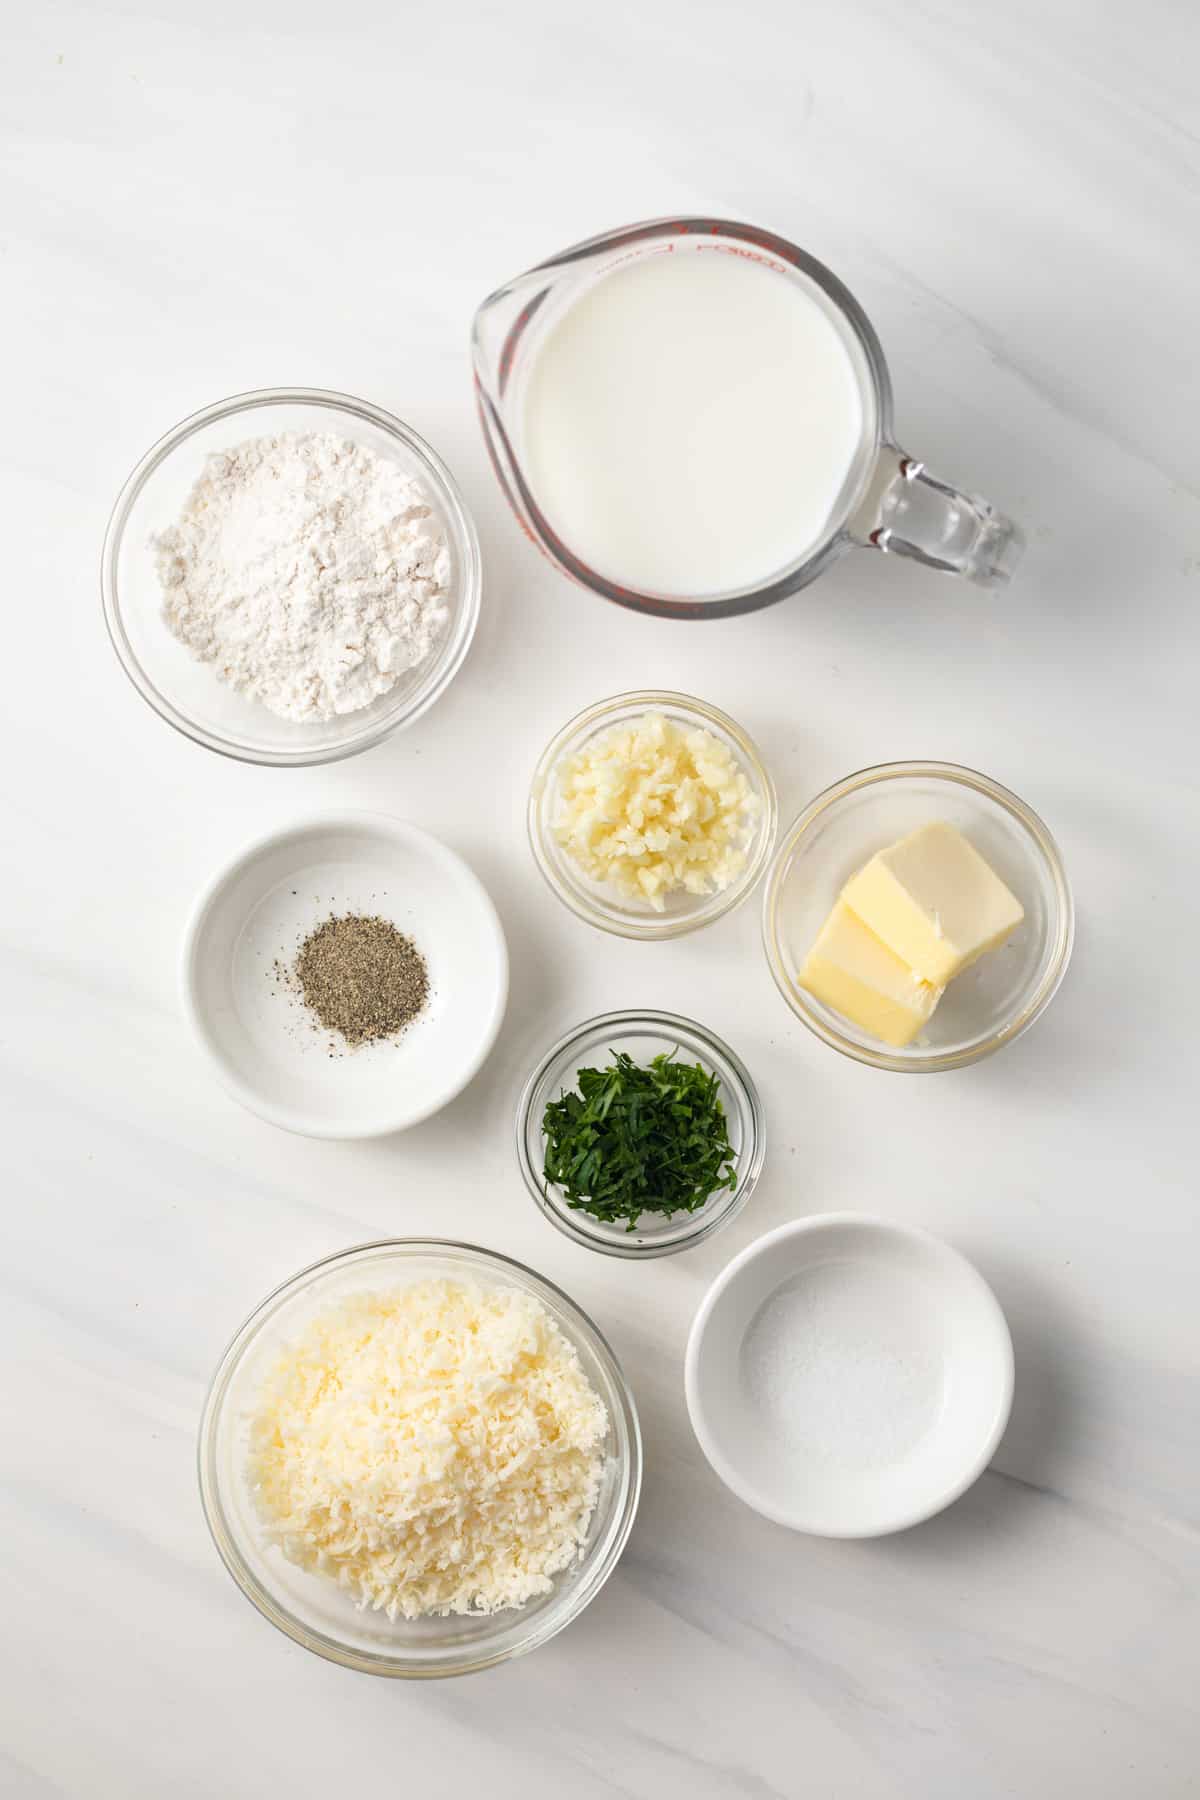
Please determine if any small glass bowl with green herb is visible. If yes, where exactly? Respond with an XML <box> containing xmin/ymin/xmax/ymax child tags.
<box><xmin>517</xmin><ymin>1011</ymin><xmax>765</xmax><ymax>1258</ymax></box>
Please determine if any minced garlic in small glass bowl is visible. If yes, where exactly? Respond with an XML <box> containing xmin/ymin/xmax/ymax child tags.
<box><xmin>528</xmin><ymin>691</ymin><xmax>777</xmax><ymax>939</ymax></box>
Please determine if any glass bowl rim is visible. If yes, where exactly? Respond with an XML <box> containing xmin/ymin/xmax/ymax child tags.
<box><xmin>515</xmin><ymin>1008</ymin><xmax>766</xmax><ymax>1257</ymax></box>
<box><xmin>761</xmin><ymin>759</ymin><xmax>1075</xmax><ymax>1073</ymax></box>
<box><xmin>197</xmin><ymin>1236</ymin><xmax>643</xmax><ymax>1678</ymax></box>
<box><xmin>527</xmin><ymin>688</ymin><xmax>778</xmax><ymax>940</ymax></box>
<box><xmin>101</xmin><ymin>386</ymin><xmax>482</xmax><ymax>768</ymax></box>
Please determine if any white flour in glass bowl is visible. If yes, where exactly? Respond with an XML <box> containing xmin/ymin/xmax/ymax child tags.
<box><xmin>152</xmin><ymin>431</ymin><xmax>450</xmax><ymax>721</ymax></box>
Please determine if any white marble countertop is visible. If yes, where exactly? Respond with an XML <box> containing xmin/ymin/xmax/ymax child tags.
<box><xmin>4</xmin><ymin>2</ymin><xmax>1198</xmax><ymax>1794</ymax></box>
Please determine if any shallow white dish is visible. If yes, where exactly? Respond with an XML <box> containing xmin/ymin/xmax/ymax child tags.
<box><xmin>685</xmin><ymin>1214</ymin><xmax>1013</xmax><ymax>1537</ymax></box>
<box><xmin>181</xmin><ymin>813</ymin><xmax>508</xmax><ymax>1138</ymax></box>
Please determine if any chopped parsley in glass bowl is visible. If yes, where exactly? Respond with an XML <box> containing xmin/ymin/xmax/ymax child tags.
<box><xmin>516</xmin><ymin>1011</ymin><xmax>765</xmax><ymax>1258</ymax></box>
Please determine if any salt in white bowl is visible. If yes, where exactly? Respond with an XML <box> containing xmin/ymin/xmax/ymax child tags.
<box><xmin>685</xmin><ymin>1214</ymin><xmax>1013</xmax><ymax>1537</ymax></box>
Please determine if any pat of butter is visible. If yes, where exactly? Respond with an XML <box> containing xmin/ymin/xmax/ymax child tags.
<box><xmin>798</xmin><ymin>900</ymin><xmax>943</xmax><ymax>1048</ymax></box>
<box><xmin>841</xmin><ymin>823</ymin><xmax>1024</xmax><ymax>986</ymax></box>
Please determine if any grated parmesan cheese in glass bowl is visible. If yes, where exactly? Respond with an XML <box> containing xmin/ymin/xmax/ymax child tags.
<box><xmin>528</xmin><ymin>691</ymin><xmax>778</xmax><ymax>939</ymax></box>
<box><xmin>199</xmin><ymin>1241</ymin><xmax>640</xmax><ymax>1678</ymax></box>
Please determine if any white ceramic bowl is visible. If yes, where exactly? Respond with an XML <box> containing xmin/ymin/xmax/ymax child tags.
<box><xmin>181</xmin><ymin>813</ymin><xmax>508</xmax><ymax>1137</ymax></box>
<box><xmin>685</xmin><ymin>1215</ymin><xmax>1013</xmax><ymax>1537</ymax></box>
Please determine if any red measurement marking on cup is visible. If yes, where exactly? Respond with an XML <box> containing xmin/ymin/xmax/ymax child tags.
<box><xmin>498</xmin><ymin>289</ymin><xmax>550</xmax><ymax>392</ymax></box>
<box><xmin>696</xmin><ymin>242</ymin><xmax>789</xmax><ymax>275</ymax></box>
<box><xmin>602</xmin><ymin>246</ymin><xmax>648</xmax><ymax>274</ymax></box>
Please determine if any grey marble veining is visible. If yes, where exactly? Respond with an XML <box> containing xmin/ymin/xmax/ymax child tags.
<box><xmin>2</xmin><ymin>1</ymin><xmax>1198</xmax><ymax>1794</ymax></box>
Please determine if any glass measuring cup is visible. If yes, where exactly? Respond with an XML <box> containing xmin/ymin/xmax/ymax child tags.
<box><xmin>472</xmin><ymin>218</ymin><xmax>1021</xmax><ymax>619</ymax></box>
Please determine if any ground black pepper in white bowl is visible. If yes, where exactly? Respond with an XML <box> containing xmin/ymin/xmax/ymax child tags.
<box><xmin>281</xmin><ymin>914</ymin><xmax>430</xmax><ymax>1049</ymax></box>
<box><xmin>182</xmin><ymin>813</ymin><xmax>508</xmax><ymax>1138</ymax></box>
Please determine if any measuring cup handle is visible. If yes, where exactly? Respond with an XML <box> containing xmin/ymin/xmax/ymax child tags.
<box><xmin>851</xmin><ymin>449</ymin><xmax>1023</xmax><ymax>588</ymax></box>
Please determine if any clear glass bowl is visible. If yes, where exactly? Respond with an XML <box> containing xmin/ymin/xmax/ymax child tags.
<box><xmin>528</xmin><ymin>690</ymin><xmax>777</xmax><ymax>939</ymax></box>
<box><xmin>516</xmin><ymin>1010</ymin><xmax>766</xmax><ymax>1257</ymax></box>
<box><xmin>198</xmin><ymin>1240</ymin><xmax>641</xmax><ymax>1678</ymax></box>
<box><xmin>102</xmin><ymin>388</ymin><xmax>482</xmax><ymax>766</ymax></box>
<box><xmin>762</xmin><ymin>761</ymin><xmax>1074</xmax><ymax>1072</ymax></box>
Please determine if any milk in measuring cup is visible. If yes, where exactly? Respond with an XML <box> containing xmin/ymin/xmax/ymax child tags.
<box><xmin>521</xmin><ymin>248</ymin><xmax>864</xmax><ymax>598</ymax></box>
